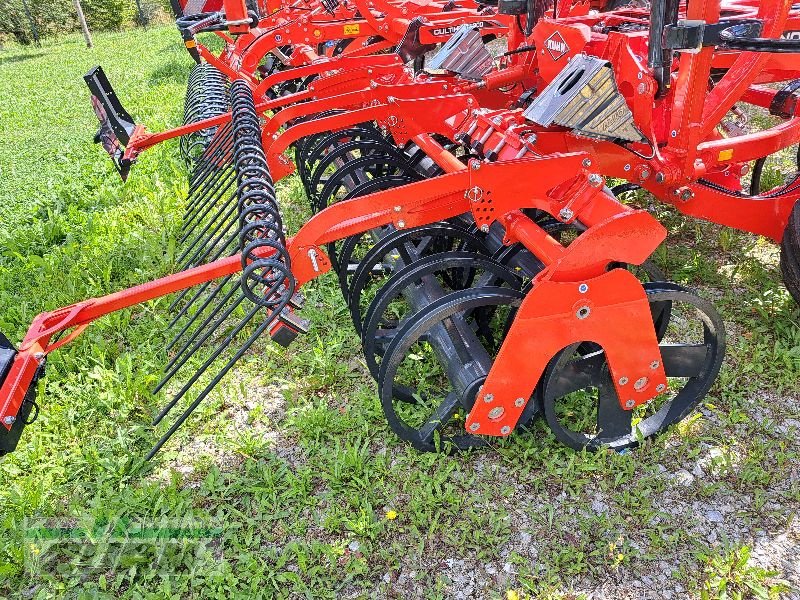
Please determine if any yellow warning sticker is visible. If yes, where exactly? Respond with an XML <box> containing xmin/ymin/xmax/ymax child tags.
<box><xmin>184</xmin><ymin>39</ymin><xmax>197</xmax><ymax>48</ymax></box>
<box><xmin>344</xmin><ymin>24</ymin><xmax>360</xmax><ymax>35</ymax></box>
<box><xmin>718</xmin><ymin>149</ymin><xmax>734</xmax><ymax>161</ymax></box>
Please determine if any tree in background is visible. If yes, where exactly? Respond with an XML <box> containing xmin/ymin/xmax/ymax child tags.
<box><xmin>0</xmin><ymin>0</ymin><xmax>172</xmax><ymax>44</ymax></box>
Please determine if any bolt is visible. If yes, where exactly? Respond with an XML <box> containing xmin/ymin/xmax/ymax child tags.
<box><xmin>671</xmin><ymin>130</ymin><xmax>677</xmax><ymax>138</ymax></box>
<box><xmin>370</xmin><ymin>81</ymin><xmax>377</xmax><ymax>89</ymax></box>
<box><xmin>34</xmin><ymin>352</ymin><xmax>45</xmax><ymax>362</ymax></box>
<box><xmin>680</xmin><ymin>188</ymin><xmax>694</xmax><ymax>201</ymax></box>
<box><xmin>3</xmin><ymin>416</ymin><xmax>15</xmax><ymax>426</ymax></box>
<box><xmin>650</xmin><ymin>360</ymin><xmax>660</xmax><ymax>370</ymax></box>
<box><xmin>578</xmin><ymin>283</ymin><xmax>589</xmax><ymax>294</ymax></box>
<box><xmin>655</xmin><ymin>172</ymin><xmax>665</xmax><ymax>183</ymax></box>
<box><xmin>639</xmin><ymin>168</ymin><xmax>651</xmax><ymax>180</ymax></box>
<box><xmin>469</xmin><ymin>422</ymin><xmax>480</xmax><ymax>432</ymax></box>
<box><xmin>582</xmin><ymin>158</ymin><xmax>592</xmax><ymax>168</ymax></box>
<box><xmin>559</xmin><ymin>207</ymin><xmax>574</xmax><ymax>221</ymax></box>
<box><xmin>480</xmin><ymin>224</ymin><xmax>490</xmax><ymax>233</ymax></box>
<box><xmin>588</xmin><ymin>173</ymin><xmax>604</xmax><ymax>187</ymax></box>
<box><xmin>394</xmin><ymin>205</ymin><xmax>402</xmax><ymax>212</ymax></box>
<box><xmin>307</xmin><ymin>248</ymin><xmax>320</xmax><ymax>272</ymax></box>
<box><xmin>500</xmin><ymin>426</ymin><xmax>511</xmax><ymax>435</ymax></box>
<box><xmin>576</xmin><ymin>305</ymin><xmax>591</xmax><ymax>320</ymax></box>
<box><xmin>634</xmin><ymin>376</ymin><xmax>649</xmax><ymax>391</ymax></box>
<box><xmin>483</xmin><ymin>393</ymin><xmax>494</xmax><ymax>403</ymax></box>
<box><xmin>624</xmin><ymin>164</ymin><xmax>631</xmax><ymax>172</ymax></box>
<box><xmin>514</xmin><ymin>397</ymin><xmax>525</xmax><ymax>407</ymax></box>
<box><xmin>625</xmin><ymin>399</ymin><xmax>636</xmax><ymax>409</ymax></box>
<box><xmin>619</xmin><ymin>376</ymin><xmax>629</xmax><ymax>386</ymax></box>
<box><xmin>656</xmin><ymin>383</ymin><xmax>666</xmax><ymax>393</ymax></box>
<box><xmin>637</xmin><ymin>71</ymin><xmax>643</xmax><ymax>80</ymax></box>
<box><xmin>488</xmin><ymin>406</ymin><xmax>505</xmax><ymax>419</ymax></box>
<box><xmin>493</xmin><ymin>116</ymin><xmax>502</xmax><ymax>125</ymax></box>
<box><xmin>397</xmin><ymin>220</ymin><xmax>406</xmax><ymax>228</ymax></box>
<box><xmin>471</xmin><ymin>161</ymin><xmax>481</xmax><ymax>170</ymax></box>
<box><xmin>275</xmin><ymin>34</ymin><xmax>282</xmax><ymax>42</ymax></box>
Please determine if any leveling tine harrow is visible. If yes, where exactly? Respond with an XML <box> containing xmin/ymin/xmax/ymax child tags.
<box><xmin>2</xmin><ymin>0</ymin><xmax>799</xmax><ymax>460</ymax></box>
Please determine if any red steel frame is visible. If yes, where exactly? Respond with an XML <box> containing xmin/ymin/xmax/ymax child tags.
<box><xmin>2</xmin><ymin>0</ymin><xmax>799</xmax><ymax>437</ymax></box>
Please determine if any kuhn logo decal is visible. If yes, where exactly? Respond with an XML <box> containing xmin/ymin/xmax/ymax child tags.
<box><xmin>782</xmin><ymin>30</ymin><xmax>800</xmax><ymax>40</ymax></box>
<box><xmin>545</xmin><ymin>31</ymin><xmax>569</xmax><ymax>61</ymax></box>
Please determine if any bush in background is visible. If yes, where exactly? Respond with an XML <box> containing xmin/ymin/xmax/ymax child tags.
<box><xmin>0</xmin><ymin>0</ymin><xmax>173</xmax><ymax>45</ymax></box>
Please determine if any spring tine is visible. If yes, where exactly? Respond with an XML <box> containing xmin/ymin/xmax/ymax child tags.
<box><xmin>166</xmin><ymin>279</ymin><xmax>220</xmax><ymax>330</ymax></box>
<box><xmin>149</xmin><ymin>80</ymin><xmax>295</xmax><ymax>458</ymax></box>
<box><xmin>181</xmin><ymin>164</ymin><xmax>236</xmax><ymax>237</ymax></box>
<box><xmin>167</xmin><ymin>228</ymin><xmax>238</xmax><ymax>313</ymax></box>
<box><xmin>153</xmin><ymin>298</ymin><xmax>262</xmax><ymax>425</ymax></box>
<box><xmin>186</xmin><ymin>123</ymin><xmax>234</xmax><ymax>195</ymax></box>
<box><xmin>176</xmin><ymin>194</ymin><xmax>239</xmax><ymax>267</ymax></box>
<box><xmin>146</xmin><ymin>306</ymin><xmax>279</xmax><ymax>460</ymax></box>
<box><xmin>166</xmin><ymin>274</ymin><xmax>233</xmax><ymax>340</ymax></box>
<box><xmin>153</xmin><ymin>286</ymin><xmax>246</xmax><ymax>395</ymax></box>
<box><xmin>184</xmin><ymin>140</ymin><xmax>236</xmax><ymax>216</ymax></box>
<box><xmin>181</xmin><ymin>166</ymin><xmax>238</xmax><ymax>236</ymax></box>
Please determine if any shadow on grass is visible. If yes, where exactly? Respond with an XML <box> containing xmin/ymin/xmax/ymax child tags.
<box><xmin>0</xmin><ymin>51</ymin><xmax>47</xmax><ymax>67</ymax></box>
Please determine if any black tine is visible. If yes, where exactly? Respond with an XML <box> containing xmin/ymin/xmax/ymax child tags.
<box><xmin>153</xmin><ymin>297</ymin><xmax>261</xmax><ymax>425</ymax></box>
<box><xmin>176</xmin><ymin>195</ymin><xmax>239</xmax><ymax>268</ymax></box>
<box><xmin>166</xmin><ymin>276</ymin><xmax>230</xmax><ymax>331</ymax></box>
<box><xmin>153</xmin><ymin>287</ymin><xmax>246</xmax><ymax>396</ymax></box>
<box><xmin>181</xmin><ymin>164</ymin><xmax>236</xmax><ymax>239</ymax></box>
<box><xmin>146</xmin><ymin>305</ymin><xmax>280</xmax><ymax>460</ymax></box>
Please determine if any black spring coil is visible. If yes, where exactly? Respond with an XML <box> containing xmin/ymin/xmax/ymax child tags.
<box><xmin>229</xmin><ymin>80</ymin><xmax>294</xmax><ymax>308</ymax></box>
<box><xmin>181</xmin><ymin>64</ymin><xmax>230</xmax><ymax>162</ymax></box>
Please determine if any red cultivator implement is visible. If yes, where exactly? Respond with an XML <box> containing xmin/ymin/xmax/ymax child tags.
<box><xmin>1</xmin><ymin>0</ymin><xmax>798</xmax><ymax>459</ymax></box>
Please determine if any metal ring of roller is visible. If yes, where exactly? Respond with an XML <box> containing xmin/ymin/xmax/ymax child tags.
<box><xmin>361</xmin><ymin>250</ymin><xmax>522</xmax><ymax>381</ymax></box>
<box><xmin>540</xmin><ymin>283</ymin><xmax>725</xmax><ymax>451</ymax></box>
<box><xmin>346</xmin><ymin>223</ymin><xmax>490</xmax><ymax>333</ymax></box>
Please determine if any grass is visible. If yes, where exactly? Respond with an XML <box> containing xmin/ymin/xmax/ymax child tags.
<box><xmin>1</xmin><ymin>26</ymin><xmax>799</xmax><ymax>599</ymax></box>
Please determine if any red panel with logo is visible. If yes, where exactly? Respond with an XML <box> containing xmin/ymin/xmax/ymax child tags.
<box><xmin>532</xmin><ymin>19</ymin><xmax>592</xmax><ymax>84</ymax></box>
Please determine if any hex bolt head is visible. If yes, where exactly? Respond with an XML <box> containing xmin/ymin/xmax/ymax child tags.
<box><xmin>656</xmin><ymin>383</ymin><xmax>666</xmax><ymax>393</ymax></box>
<box><xmin>397</xmin><ymin>220</ymin><xmax>406</xmax><ymax>228</ymax></box>
<box><xmin>483</xmin><ymin>393</ymin><xmax>494</xmax><ymax>403</ymax></box>
<box><xmin>650</xmin><ymin>360</ymin><xmax>660</xmax><ymax>370</ymax></box>
<box><xmin>394</xmin><ymin>205</ymin><xmax>402</xmax><ymax>212</ymax></box>
<box><xmin>588</xmin><ymin>173</ymin><xmax>604</xmax><ymax>187</ymax></box>
<box><xmin>3</xmin><ymin>416</ymin><xmax>15</xmax><ymax>426</ymax></box>
<box><xmin>639</xmin><ymin>169</ymin><xmax>651</xmax><ymax>180</ymax></box>
<box><xmin>625</xmin><ymin>399</ymin><xmax>636</xmax><ymax>409</ymax></box>
<box><xmin>655</xmin><ymin>172</ymin><xmax>666</xmax><ymax>183</ymax></box>
<box><xmin>619</xmin><ymin>376</ymin><xmax>629</xmax><ymax>385</ymax></box>
<box><xmin>471</xmin><ymin>161</ymin><xmax>481</xmax><ymax>170</ymax></box>
<box><xmin>469</xmin><ymin>422</ymin><xmax>480</xmax><ymax>432</ymax></box>
<box><xmin>578</xmin><ymin>283</ymin><xmax>589</xmax><ymax>294</ymax></box>
<box><xmin>488</xmin><ymin>406</ymin><xmax>505</xmax><ymax>420</ymax></box>
<box><xmin>514</xmin><ymin>397</ymin><xmax>525</xmax><ymax>407</ymax></box>
<box><xmin>480</xmin><ymin>224</ymin><xmax>490</xmax><ymax>233</ymax></box>
<box><xmin>671</xmin><ymin>130</ymin><xmax>677</xmax><ymax>138</ymax></box>
<box><xmin>634</xmin><ymin>376</ymin><xmax>649</xmax><ymax>391</ymax></box>
<box><xmin>559</xmin><ymin>207</ymin><xmax>574</xmax><ymax>221</ymax></box>
<box><xmin>500</xmin><ymin>426</ymin><xmax>511</xmax><ymax>435</ymax></box>
<box><xmin>582</xmin><ymin>158</ymin><xmax>592</xmax><ymax>168</ymax></box>
<box><xmin>576</xmin><ymin>305</ymin><xmax>591</xmax><ymax>320</ymax></box>
<box><xmin>624</xmin><ymin>164</ymin><xmax>631</xmax><ymax>172</ymax></box>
